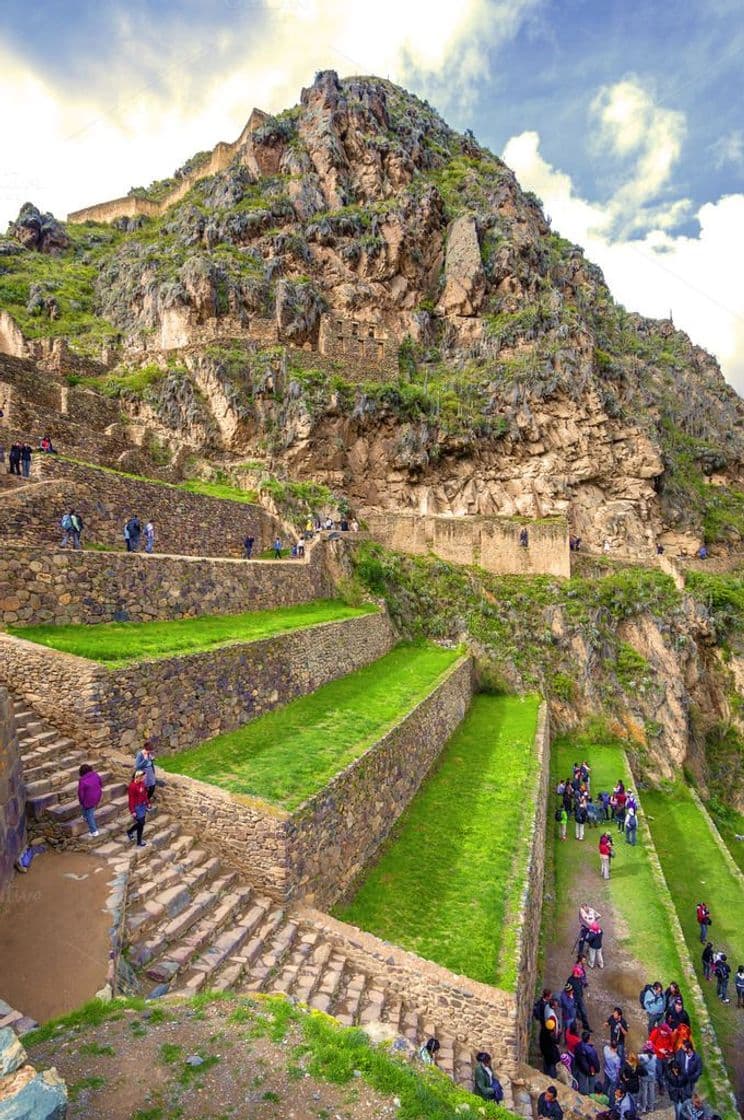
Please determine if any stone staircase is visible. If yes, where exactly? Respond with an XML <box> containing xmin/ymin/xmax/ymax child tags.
<box><xmin>13</xmin><ymin>697</ymin><xmax>475</xmax><ymax>1092</ymax></box>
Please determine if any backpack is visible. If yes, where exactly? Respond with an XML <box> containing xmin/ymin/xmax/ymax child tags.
<box><xmin>555</xmin><ymin>808</ymin><xmax>563</xmax><ymax>822</ymax></box>
<box><xmin>625</xmin><ymin>1095</ymin><xmax>638</xmax><ymax>1120</ymax></box>
<box><xmin>61</xmin><ymin>514</ymin><xmax>72</xmax><ymax>530</ymax></box>
<box><xmin>639</xmin><ymin>984</ymin><xmax>654</xmax><ymax>1010</ymax></box>
<box><xmin>532</xmin><ymin>997</ymin><xmax>545</xmax><ymax>1022</ymax></box>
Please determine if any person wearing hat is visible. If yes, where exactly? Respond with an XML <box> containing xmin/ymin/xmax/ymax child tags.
<box><xmin>539</xmin><ymin>1016</ymin><xmax>561</xmax><ymax>1077</ymax></box>
<box><xmin>586</xmin><ymin>922</ymin><xmax>604</xmax><ymax>969</ymax></box>
<box><xmin>126</xmin><ymin>770</ymin><xmax>150</xmax><ymax>847</ymax></box>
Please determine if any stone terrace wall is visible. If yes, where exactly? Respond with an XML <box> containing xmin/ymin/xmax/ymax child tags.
<box><xmin>98</xmin><ymin>609</ymin><xmax>396</xmax><ymax>753</ymax></box>
<box><xmin>0</xmin><ymin>457</ymin><xmax>280</xmax><ymax>558</ymax></box>
<box><xmin>143</xmin><ymin>654</ymin><xmax>472</xmax><ymax>903</ymax></box>
<box><xmin>0</xmin><ymin>542</ymin><xmax>333</xmax><ymax>626</ymax></box>
<box><xmin>512</xmin><ymin>702</ymin><xmax>550</xmax><ymax>1060</ymax></box>
<box><xmin>364</xmin><ymin>512</ymin><xmax>570</xmax><ymax>578</ymax></box>
<box><xmin>0</xmin><ymin>689</ymin><xmax>27</xmax><ymax>897</ymax></box>
<box><xmin>0</xmin><ymin>611</ymin><xmax>396</xmax><ymax>755</ymax></box>
<box><xmin>288</xmin><ymin>656</ymin><xmax>474</xmax><ymax>908</ymax></box>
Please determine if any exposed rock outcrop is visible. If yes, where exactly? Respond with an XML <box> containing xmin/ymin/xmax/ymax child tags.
<box><xmin>7</xmin><ymin>203</ymin><xmax>69</xmax><ymax>254</ymax></box>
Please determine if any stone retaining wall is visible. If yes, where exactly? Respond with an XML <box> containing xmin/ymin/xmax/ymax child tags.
<box><xmin>512</xmin><ymin>702</ymin><xmax>550</xmax><ymax>1060</ymax></box>
<box><xmin>0</xmin><ymin>456</ymin><xmax>280</xmax><ymax>558</ymax></box>
<box><xmin>0</xmin><ymin>689</ymin><xmax>26</xmax><ymax>899</ymax></box>
<box><xmin>0</xmin><ymin>541</ymin><xmax>333</xmax><ymax>626</ymax></box>
<box><xmin>151</xmin><ymin>656</ymin><xmax>473</xmax><ymax>902</ymax></box>
<box><xmin>364</xmin><ymin>511</ymin><xmax>571</xmax><ymax>578</ymax></box>
<box><xmin>0</xmin><ymin>611</ymin><xmax>396</xmax><ymax>755</ymax></box>
<box><xmin>287</xmin><ymin>656</ymin><xmax>474</xmax><ymax>908</ymax></box>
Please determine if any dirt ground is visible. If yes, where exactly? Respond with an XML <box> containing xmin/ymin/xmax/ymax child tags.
<box><xmin>0</xmin><ymin>849</ymin><xmax>112</xmax><ymax>1021</ymax></box>
<box><xmin>28</xmin><ymin>1000</ymin><xmax>407</xmax><ymax>1120</ymax></box>
<box><xmin>543</xmin><ymin>848</ymin><xmax>650</xmax><ymax>1047</ymax></box>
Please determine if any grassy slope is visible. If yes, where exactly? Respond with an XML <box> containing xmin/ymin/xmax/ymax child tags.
<box><xmin>642</xmin><ymin>783</ymin><xmax>744</xmax><ymax>1098</ymax></box>
<box><xmin>336</xmin><ymin>694</ymin><xmax>540</xmax><ymax>987</ymax></box>
<box><xmin>548</xmin><ymin>739</ymin><xmax>715</xmax><ymax>1101</ymax></box>
<box><xmin>708</xmin><ymin>805</ymin><xmax>744</xmax><ymax>875</ymax></box>
<box><xmin>9</xmin><ymin>601</ymin><xmax>375</xmax><ymax>666</ymax></box>
<box><xmin>160</xmin><ymin>642</ymin><xmax>461</xmax><ymax>809</ymax></box>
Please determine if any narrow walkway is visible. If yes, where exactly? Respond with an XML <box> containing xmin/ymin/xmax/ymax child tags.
<box><xmin>542</xmin><ymin>741</ymin><xmax>719</xmax><ymax>1108</ymax></box>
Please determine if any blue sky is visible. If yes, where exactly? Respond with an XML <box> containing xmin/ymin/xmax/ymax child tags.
<box><xmin>1</xmin><ymin>0</ymin><xmax>742</xmax><ymax>388</ymax></box>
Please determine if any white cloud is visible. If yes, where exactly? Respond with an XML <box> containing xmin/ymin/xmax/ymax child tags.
<box><xmin>503</xmin><ymin>128</ymin><xmax>744</xmax><ymax>393</ymax></box>
<box><xmin>588</xmin><ymin>77</ymin><xmax>688</xmax><ymax>234</ymax></box>
<box><xmin>711</xmin><ymin>130</ymin><xmax>744</xmax><ymax>170</ymax></box>
<box><xmin>0</xmin><ymin>0</ymin><xmax>540</xmax><ymax>228</ymax></box>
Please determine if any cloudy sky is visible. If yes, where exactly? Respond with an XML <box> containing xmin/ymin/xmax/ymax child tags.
<box><xmin>1</xmin><ymin>0</ymin><xmax>743</xmax><ymax>390</ymax></box>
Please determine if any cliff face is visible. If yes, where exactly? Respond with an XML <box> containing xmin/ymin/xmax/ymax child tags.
<box><xmin>2</xmin><ymin>70</ymin><xmax>743</xmax><ymax>554</ymax></box>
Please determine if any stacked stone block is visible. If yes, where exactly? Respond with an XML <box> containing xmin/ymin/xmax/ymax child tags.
<box><xmin>0</xmin><ymin>689</ymin><xmax>26</xmax><ymax>898</ymax></box>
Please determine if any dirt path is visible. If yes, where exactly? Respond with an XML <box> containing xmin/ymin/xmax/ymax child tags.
<box><xmin>0</xmin><ymin>849</ymin><xmax>111</xmax><ymax>1022</ymax></box>
<box><xmin>543</xmin><ymin>827</ymin><xmax>650</xmax><ymax>1051</ymax></box>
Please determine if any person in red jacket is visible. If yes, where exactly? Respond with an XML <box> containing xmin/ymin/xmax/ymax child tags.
<box><xmin>126</xmin><ymin>770</ymin><xmax>150</xmax><ymax>847</ymax></box>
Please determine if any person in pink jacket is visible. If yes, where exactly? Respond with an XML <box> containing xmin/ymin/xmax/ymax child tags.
<box><xmin>77</xmin><ymin>764</ymin><xmax>103</xmax><ymax>837</ymax></box>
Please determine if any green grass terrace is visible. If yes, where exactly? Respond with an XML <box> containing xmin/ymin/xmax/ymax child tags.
<box><xmin>159</xmin><ymin>642</ymin><xmax>462</xmax><ymax>810</ymax></box>
<box><xmin>642</xmin><ymin>782</ymin><xmax>744</xmax><ymax>1104</ymax></box>
<box><xmin>336</xmin><ymin>693</ymin><xmax>541</xmax><ymax>988</ymax></box>
<box><xmin>7</xmin><ymin>601</ymin><xmax>376</xmax><ymax>667</ymax></box>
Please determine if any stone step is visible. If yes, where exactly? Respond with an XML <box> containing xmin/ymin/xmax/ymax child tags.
<box><xmin>20</xmin><ymin>749</ymin><xmax>82</xmax><ymax>783</ymax></box>
<box><xmin>306</xmin><ymin>952</ymin><xmax>348</xmax><ymax>1013</ymax></box>
<box><xmin>332</xmin><ymin>967</ymin><xmax>369</xmax><ymax>1026</ymax></box>
<box><xmin>136</xmin><ymin>887</ymin><xmax>234</xmax><ymax>973</ymax></box>
<box><xmin>92</xmin><ymin>815</ymin><xmax>175</xmax><ymax>858</ymax></box>
<box><xmin>204</xmin><ymin>902</ymin><xmax>278</xmax><ymax>992</ymax></box>
<box><xmin>246</xmin><ymin>920</ymin><xmax>300</xmax><ymax>993</ymax></box>
<box><xmin>149</xmin><ymin>885</ymin><xmax>257</xmax><ymax>986</ymax></box>
<box><xmin>128</xmin><ymin>846</ymin><xmax>216</xmax><ymax>905</ymax></box>
<box><xmin>126</xmin><ymin>881</ymin><xmax>195</xmax><ymax>939</ymax></box>
<box><xmin>269</xmin><ymin>929</ymin><xmax>321</xmax><ymax>996</ymax></box>
<box><xmin>226</xmin><ymin>907</ymin><xmax>288</xmax><ymax>993</ymax></box>
<box><xmin>287</xmin><ymin>939</ymin><xmax>334</xmax><ymax>1005</ymax></box>
<box><xmin>21</xmin><ymin>730</ymin><xmax>62</xmax><ymax>752</ymax></box>
<box><xmin>25</xmin><ymin>763</ymin><xmax>110</xmax><ymax>799</ymax></box>
<box><xmin>37</xmin><ymin>780</ymin><xmax>127</xmax><ymax>822</ymax></box>
<box><xmin>179</xmin><ymin>897</ymin><xmax>272</xmax><ymax>994</ymax></box>
<box><xmin>137</xmin><ymin>882</ymin><xmax>235</xmax><ymax>970</ymax></box>
<box><xmin>57</xmin><ymin>793</ymin><xmax>129</xmax><ymax>836</ymax></box>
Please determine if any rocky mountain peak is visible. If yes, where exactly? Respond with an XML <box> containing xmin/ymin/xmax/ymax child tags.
<box><xmin>0</xmin><ymin>73</ymin><xmax>742</xmax><ymax>555</ymax></box>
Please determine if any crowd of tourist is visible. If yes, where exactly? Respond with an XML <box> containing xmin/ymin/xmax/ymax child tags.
<box><xmin>242</xmin><ymin>514</ymin><xmax>359</xmax><ymax>561</ymax></box>
<box><xmin>556</xmin><ymin>765</ymin><xmax>639</xmax><ymax>856</ymax></box>
<box><xmin>529</xmin><ymin>759</ymin><xmax>724</xmax><ymax>1120</ymax></box>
